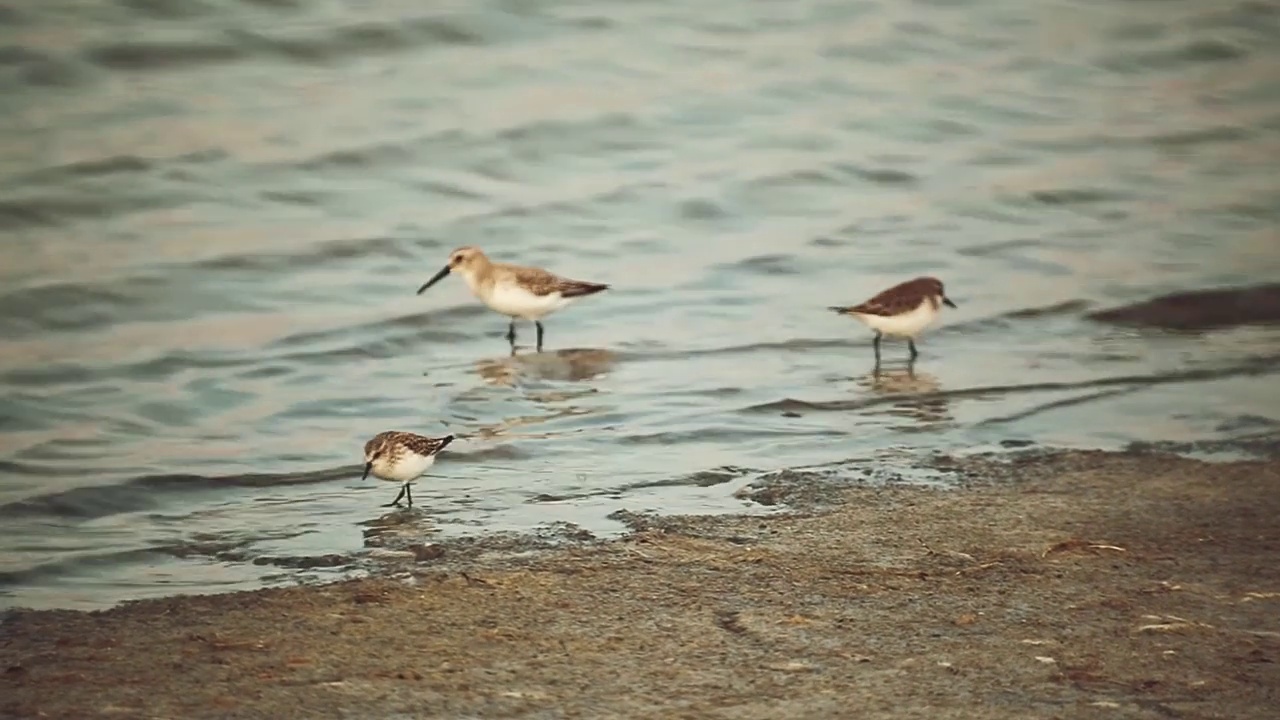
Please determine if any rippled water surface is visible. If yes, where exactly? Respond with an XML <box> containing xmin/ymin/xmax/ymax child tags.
<box><xmin>2</xmin><ymin>0</ymin><xmax>1279</xmax><ymax>610</ymax></box>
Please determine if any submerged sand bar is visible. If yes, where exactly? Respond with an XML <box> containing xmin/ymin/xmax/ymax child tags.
<box><xmin>3</xmin><ymin>449</ymin><xmax>1279</xmax><ymax>719</ymax></box>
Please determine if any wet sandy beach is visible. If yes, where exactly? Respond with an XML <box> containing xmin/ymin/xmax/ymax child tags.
<box><xmin>6</xmin><ymin>0</ymin><xmax>1280</xmax><ymax>605</ymax></box>
<box><xmin>3</xmin><ymin>447</ymin><xmax>1278</xmax><ymax>719</ymax></box>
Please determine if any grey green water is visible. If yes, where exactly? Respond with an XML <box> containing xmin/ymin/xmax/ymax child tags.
<box><xmin>2</xmin><ymin>0</ymin><xmax>1279</xmax><ymax>610</ymax></box>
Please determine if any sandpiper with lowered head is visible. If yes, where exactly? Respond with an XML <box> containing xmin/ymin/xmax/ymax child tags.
<box><xmin>362</xmin><ymin>431</ymin><xmax>455</xmax><ymax>508</ymax></box>
<box><xmin>829</xmin><ymin>276</ymin><xmax>957</xmax><ymax>364</ymax></box>
<box><xmin>417</xmin><ymin>246</ymin><xmax>609</xmax><ymax>353</ymax></box>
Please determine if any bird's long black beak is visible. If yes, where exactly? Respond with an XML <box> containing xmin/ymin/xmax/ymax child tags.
<box><xmin>943</xmin><ymin>296</ymin><xmax>957</xmax><ymax>309</ymax></box>
<box><xmin>416</xmin><ymin>265</ymin><xmax>451</xmax><ymax>295</ymax></box>
<box><xmin>361</xmin><ymin>461</ymin><xmax>372</xmax><ymax>481</ymax></box>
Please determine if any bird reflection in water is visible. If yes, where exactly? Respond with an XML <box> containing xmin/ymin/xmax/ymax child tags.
<box><xmin>474</xmin><ymin>348</ymin><xmax>617</xmax><ymax>387</ymax></box>
<box><xmin>358</xmin><ymin>506</ymin><xmax>442</xmax><ymax>546</ymax></box>
<box><xmin>856</xmin><ymin>365</ymin><xmax>952</xmax><ymax>428</ymax></box>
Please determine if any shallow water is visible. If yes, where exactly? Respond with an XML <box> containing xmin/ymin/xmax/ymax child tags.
<box><xmin>2</xmin><ymin>0</ymin><xmax>1279</xmax><ymax>610</ymax></box>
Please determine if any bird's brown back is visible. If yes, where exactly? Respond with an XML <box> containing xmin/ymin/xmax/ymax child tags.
<box><xmin>502</xmin><ymin>264</ymin><xmax>610</xmax><ymax>298</ymax></box>
<box><xmin>833</xmin><ymin>277</ymin><xmax>946</xmax><ymax>317</ymax></box>
<box><xmin>366</xmin><ymin>431</ymin><xmax>454</xmax><ymax>457</ymax></box>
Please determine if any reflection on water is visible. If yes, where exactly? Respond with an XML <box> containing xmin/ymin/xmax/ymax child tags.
<box><xmin>3</xmin><ymin>0</ymin><xmax>1280</xmax><ymax>609</ymax></box>
<box><xmin>361</xmin><ymin>509</ymin><xmax>440</xmax><ymax>546</ymax></box>
<box><xmin>465</xmin><ymin>403</ymin><xmax>596</xmax><ymax>442</ymax></box>
<box><xmin>858</xmin><ymin>367</ymin><xmax>952</xmax><ymax>429</ymax></box>
<box><xmin>475</xmin><ymin>348</ymin><xmax>618</xmax><ymax>386</ymax></box>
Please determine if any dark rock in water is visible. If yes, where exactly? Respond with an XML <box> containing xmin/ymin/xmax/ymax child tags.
<box><xmin>605</xmin><ymin>509</ymin><xmax>657</xmax><ymax>531</ymax></box>
<box><xmin>252</xmin><ymin>553</ymin><xmax>348</xmax><ymax>569</ymax></box>
<box><xmin>407</xmin><ymin>544</ymin><xmax>445</xmax><ymax>562</ymax></box>
<box><xmin>1087</xmin><ymin>283</ymin><xmax>1280</xmax><ymax>331</ymax></box>
<box><xmin>733</xmin><ymin>469</ymin><xmax>838</xmax><ymax>508</ymax></box>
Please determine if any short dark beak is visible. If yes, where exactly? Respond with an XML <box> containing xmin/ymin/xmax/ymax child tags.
<box><xmin>416</xmin><ymin>265</ymin><xmax>451</xmax><ymax>295</ymax></box>
<box><xmin>361</xmin><ymin>461</ymin><xmax>372</xmax><ymax>481</ymax></box>
<box><xmin>943</xmin><ymin>296</ymin><xmax>957</xmax><ymax>309</ymax></box>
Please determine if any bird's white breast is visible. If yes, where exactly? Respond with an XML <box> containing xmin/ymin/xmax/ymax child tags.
<box><xmin>375</xmin><ymin>453</ymin><xmax>436</xmax><ymax>483</ymax></box>
<box><xmin>482</xmin><ymin>281</ymin><xmax>572</xmax><ymax>320</ymax></box>
<box><xmin>853</xmin><ymin>299</ymin><xmax>939</xmax><ymax>338</ymax></box>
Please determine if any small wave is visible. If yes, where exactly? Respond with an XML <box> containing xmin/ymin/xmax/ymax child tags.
<box><xmin>259</xmin><ymin>189</ymin><xmax>327</xmax><ymax>206</ymax></box>
<box><xmin>976</xmin><ymin>387</ymin><xmax>1143</xmax><ymax>427</ymax></box>
<box><xmin>956</xmin><ymin>238</ymin><xmax>1042</xmax><ymax>258</ymax></box>
<box><xmin>81</xmin><ymin>16</ymin><xmax>488</xmax><ymax>74</ymax></box>
<box><xmin>617</xmin><ymin>426</ymin><xmax>845</xmax><ymax>445</ymax></box>
<box><xmin>0</xmin><ymin>46</ymin><xmax>89</xmax><ymax>88</ymax></box>
<box><xmin>0</xmin><ymin>528</ymin><xmax>317</xmax><ymax>589</ymax></box>
<box><xmin>26</xmin><ymin>155</ymin><xmax>151</xmax><ymax>180</ymax></box>
<box><xmin>497</xmin><ymin>112</ymin><xmax>649</xmax><ymax>150</ymax></box>
<box><xmin>613</xmin><ymin>338</ymin><xmax>855</xmax><ymax>363</ymax></box>
<box><xmin>85</xmin><ymin>38</ymin><xmax>246</xmax><ymax>71</ymax></box>
<box><xmin>999</xmin><ymin>300</ymin><xmax>1093</xmax><ymax>320</ymax></box>
<box><xmin>738</xmin><ymin>162</ymin><xmax>918</xmax><ymax>194</ymax></box>
<box><xmin>742</xmin><ymin>360</ymin><xmax>1280</xmax><ymax>415</ymax></box>
<box><xmin>1149</xmin><ymin>126</ymin><xmax>1251</xmax><ymax>150</ymax></box>
<box><xmin>446</xmin><ymin>444</ymin><xmax>533</xmax><ymax>463</ymax></box>
<box><xmin>468</xmin><ymin>184</ymin><xmax>653</xmax><ymax>225</ymax></box>
<box><xmin>241</xmin><ymin>0</ymin><xmax>301</xmax><ymax>9</ymax></box>
<box><xmin>257</xmin><ymin>18</ymin><xmax>484</xmax><ymax>62</ymax></box>
<box><xmin>744</xmin><ymin>168</ymin><xmax>844</xmax><ymax>190</ymax></box>
<box><xmin>0</xmin><ymin>279</ymin><xmax>159</xmax><ymax>335</ymax></box>
<box><xmin>0</xmin><ymin>361</ymin><xmax>99</xmax><ymax>386</ymax></box>
<box><xmin>0</xmin><ymin>188</ymin><xmax>195</xmax><ymax>230</ymax></box>
<box><xmin>410</xmin><ymin>179</ymin><xmax>489</xmax><ymax>202</ymax></box>
<box><xmin>1100</xmin><ymin>39</ymin><xmax>1249</xmax><ymax>74</ymax></box>
<box><xmin>0</xmin><ymin>460</ymin><xmax>68</xmax><ymax>478</ymax></box>
<box><xmin>678</xmin><ymin>198</ymin><xmax>728</xmax><ymax>221</ymax></box>
<box><xmin>118</xmin><ymin>0</ymin><xmax>217</xmax><ymax>20</ymax></box>
<box><xmin>192</xmin><ymin>235</ymin><xmax>413</xmax><ymax>274</ymax></box>
<box><xmin>1028</xmin><ymin>188</ymin><xmax>1133</xmax><ymax>206</ymax></box>
<box><xmin>0</xmin><ymin>548</ymin><xmax>162</xmax><ymax>589</ymax></box>
<box><xmin>278</xmin><ymin>129</ymin><xmax>471</xmax><ymax>173</ymax></box>
<box><xmin>1</xmin><ymin>348</ymin><xmax>253</xmax><ymax>387</ymax></box>
<box><xmin>9</xmin><ymin>151</ymin><xmax>225</xmax><ymax>187</ymax></box>
<box><xmin>0</xmin><ymin>467</ymin><xmax>351</xmax><ymax>521</ymax></box>
<box><xmin>295</xmin><ymin>139</ymin><xmax>428</xmax><ymax>171</ymax></box>
<box><xmin>719</xmin><ymin>253</ymin><xmax>802</xmax><ymax>276</ymax></box>
<box><xmin>269</xmin><ymin>308</ymin><xmax>480</xmax><ymax>353</ymax></box>
<box><xmin>836</xmin><ymin>163</ymin><xmax>918</xmax><ymax>186</ymax></box>
<box><xmin>271</xmin><ymin>333</ymin><xmax>476</xmax><ymax>367</ymax></box>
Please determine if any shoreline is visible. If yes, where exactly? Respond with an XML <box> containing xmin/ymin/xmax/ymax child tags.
<box><xmin>3</xmin><ymin>447</ymin><xmax>1279</xmax><ymax>719</ymax></box>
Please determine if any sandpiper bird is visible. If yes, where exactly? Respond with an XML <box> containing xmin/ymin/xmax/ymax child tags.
<box><xmin>416</xmin><ymin>246</ymin><xmax>609</xmax><ymax>352</ymax></box>
<box><xmin>361</xmin><ymin>431</ymin><xmax>455</xmax><ymax>508</ymax></box>
<box><xmin>829</xmin><ymin>277</ymin><xmax>957</xmax><ymax>364</ymax></box>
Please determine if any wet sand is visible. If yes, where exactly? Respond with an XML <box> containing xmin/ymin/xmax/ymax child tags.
<box><xmin>3</xmin><ymin>448</ymin><xmax>1279</xmax><ymax>719</ymax></box>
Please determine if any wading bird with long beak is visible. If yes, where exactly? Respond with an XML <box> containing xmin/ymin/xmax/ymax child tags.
<box><xmin>416</xmin><ymin>246</ymin><xmax>609</xmax><ymax>353</ymax></box>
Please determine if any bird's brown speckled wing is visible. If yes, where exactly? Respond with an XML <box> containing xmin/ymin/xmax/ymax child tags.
<box><xmin>510</xmin><ymin>266</ymin><xmax>610</xmax><ymax>298</ymax></box>
<box><xmin>832</xmin><ymin>277</ymin><xmax>940</xmax><ymax>317</ymax></box>
<box><xmin>402</xmin><ymin>433</ymin><xmax>454</xmax><ymax>457</ymax></box>
<box><xmin>368</xmin><ymin>431</ymin><xmax>455</xmax><ymax>457</ymax></box>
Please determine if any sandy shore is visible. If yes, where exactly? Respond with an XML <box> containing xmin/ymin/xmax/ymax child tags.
<box><xmin>3</xmin><ymin>448</ymin><xmax>1279</xmax><ymax>719</ymax></box>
